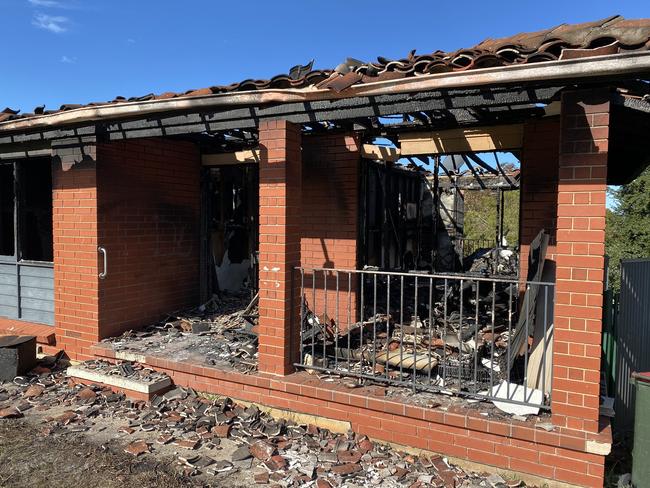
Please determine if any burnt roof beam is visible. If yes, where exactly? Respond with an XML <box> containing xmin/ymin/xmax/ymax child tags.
<box><xmin>98</xmin><ymin>85</ymin><xmax>565</xmax><ymax>141</ymax></box>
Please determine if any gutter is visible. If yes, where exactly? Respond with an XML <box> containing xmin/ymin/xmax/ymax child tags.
<box><xmin>2</xmin><ymin>51</ymin><xmax>650</xmax><ymax>133</ymax></box>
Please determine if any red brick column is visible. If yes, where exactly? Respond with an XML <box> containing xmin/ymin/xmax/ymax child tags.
<box><xmin>301</xmin><ymin>133</ymin><xmax>360</xmax><ymax>329</ymax></box>
<box><xmin>552</xmin><ymin>89</ymin><xmax>609</xmax><ymax>433</ymax></box>
<box><xmin>257</xmin><ymin>120</ymin><xmax>302</xmax><ymax>375</ymax></box>
<box><xmin>519</xmin><ymin>117</ymin><xmax>560</xmax><ymax>279</ymax></box>
<box><xmin>52</xmin><ymin>144</ymin><xmax>100</xmax><ymax>360</ymax></box>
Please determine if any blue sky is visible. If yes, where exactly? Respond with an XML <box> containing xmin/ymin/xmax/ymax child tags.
<box><xmin>0</xmin><ymin>0</ymin><xmax>643</xmax><ymax>208</ymax></box>
<box><xmin>2</xmin><ymin>0</ymin><xmax>649</xmax><ymax>112</ymax></box>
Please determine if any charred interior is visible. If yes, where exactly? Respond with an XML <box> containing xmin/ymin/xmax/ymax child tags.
<box><xmin>360</xmin><ymin>150</ymin><xmax>520</xmax><ymax>276</ymax></box>
<box><xmin>299</xmin><ymin>144</ymin><xmax>553</xmax><ymax>414</ymax></box>
<box><xmin>203</xmin><ymin>164</ymin><xmax>258</xmax><ymax>297</ymax></box>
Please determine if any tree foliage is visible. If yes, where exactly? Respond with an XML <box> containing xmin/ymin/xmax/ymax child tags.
<box><xmin>606</xmin><ymin>166</ymin><xmax>650</xmax><ymax>291</ymax></box>
<box><xmin>463</xmin><ymin>189</ymin><xmax>520</xmax><ymax>247</ymax></box>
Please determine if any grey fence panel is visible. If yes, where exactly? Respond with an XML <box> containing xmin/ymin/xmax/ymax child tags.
<box><xmin>615</xmin><ymin>259</ymin><xmax>650</xmax><ymax>434</ymax></box>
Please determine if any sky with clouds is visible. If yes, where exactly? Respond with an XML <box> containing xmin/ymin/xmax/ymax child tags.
<box><xmin>2</xmin><ymin>0</ymin><xmax>649</xmax><ymax>114</ymax></box>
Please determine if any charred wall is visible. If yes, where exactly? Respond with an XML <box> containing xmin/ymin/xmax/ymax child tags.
<box><xmin>97</xmin><ymin>138</ymin><xmax>201</xmax><ymax>339</ymax></box>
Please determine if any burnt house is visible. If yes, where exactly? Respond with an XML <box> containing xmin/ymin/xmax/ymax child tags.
<box><xmin>2</xmin><ymin>16</ymin><xmax>650</xmax><ymax>487</ymax></box>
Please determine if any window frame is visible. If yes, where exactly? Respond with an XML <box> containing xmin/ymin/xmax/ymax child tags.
<box><xmin>0</xmin><ymin>158</ymin><xmax>54</xmax><ymax>266</ymax></box>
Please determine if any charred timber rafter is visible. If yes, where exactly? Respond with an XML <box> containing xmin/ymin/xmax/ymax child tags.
<box><xmin>0</xmin><ymin>85</ymin><xmax>571</xmax><ymax>146</ymax></box>
<box><xmin>100</xmin><ymin>85</ymin><xmax>565</xmax><ymax>140</ymax></box>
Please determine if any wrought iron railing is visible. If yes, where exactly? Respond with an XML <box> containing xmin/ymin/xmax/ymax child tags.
<box><xmin>456</xmin><ymin>237</ymin><xmax>496</xmax><ymax>258</ymax></box>
<box><xmin>294</xmin><ymin>267</ymin><xmax>555</xmax><ymax>411</ymax></box>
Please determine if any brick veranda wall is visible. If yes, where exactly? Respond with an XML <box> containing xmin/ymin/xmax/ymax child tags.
<box><xmin>552</xmin><ymin>90</ymin><xmax>609</xmax><ymax>434</ymax></box>
<box><xmin>301</xmin><ymin>133</ymin><xmax>360</xmax><ymax>328</ymax></box>
<box><xmin>53</xmin><ymin>149</ymin><xmax>100</xmax><ymax>360</ymax></box>
<box><xmin>519</xmin><ymin>117</ymin><xmax>560</xmax><ymax>279</ymax></box>
<box><xmin>97</xmin><ymin>138</ymin><xmax>201</xmax><ymax>339</ymax></box>
<box><xmin>94</xmin><ymin>341</ymin><xmax>608</xmax><ymax>488</ymax></box>
<box><xmin>519</xmin><ymin>94</ymin><xmax>608</xmax><ymax>434</ymax></box>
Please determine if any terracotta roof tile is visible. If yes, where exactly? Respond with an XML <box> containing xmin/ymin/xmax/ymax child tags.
<box><xmin>3</xmin><ymin>15</ymin><xmax>650</xmax><ymax>123</ymax></box>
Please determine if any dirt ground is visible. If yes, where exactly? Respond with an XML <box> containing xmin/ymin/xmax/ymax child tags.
<box><xmin>0</xmin><ymin>361</ymin><xmax>535</xmax><ymax>488</ymax></box>
<box><xmin>0</xmin><ymin>419</ymin><xmax>251</xmax><ymax>488</ymax></box>
<box><xmin>0</xmin><ymin>420</ymin><xmax>201</xmax><ymax>488</ymax></box>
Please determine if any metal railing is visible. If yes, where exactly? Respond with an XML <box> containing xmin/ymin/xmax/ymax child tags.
<box><xmin>294</xmin><ymin>267</ymin><xmax>555</xmax><ymax>410</ymax></box>
<box><xmin>456</xmin><ymin>237</ymin><xmax>496</xmax><ymax>258</ymax></box>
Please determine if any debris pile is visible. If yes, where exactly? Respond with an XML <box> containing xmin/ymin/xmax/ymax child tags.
<box><xmin>463</xmin><ymin>246</ymin><xmax>518</xmax><ymax>277</ymax></box>
<box><xmin>103</xmin><ymin>293</ymin><xmax>259</xmax><ymax>372</ymax></box>
<box><xmin>81</xmin><ymin>359</ymin><xmax>171</xmax><ymax>384</ymax></box>
<box><xmin>300</xmin><ymin>231</ymin><xmax>551</xmax><ymax>412</ymax></box>
<box><xmin>0</xmin><ymin>358</ymin><xmax>528</xmax><ymax>487</ymax></box>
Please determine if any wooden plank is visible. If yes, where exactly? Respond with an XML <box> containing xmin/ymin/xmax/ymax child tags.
<box><xmin>20</xmin><ymin>276</ymin><xmax>54</xmax><ymax>290</ymax></box>
<box><xmin>399</xmin><ymin>124</ymin><xmax>524</xmax><ymax>155</ymax></box>
<box><xmin>361</xmin><ymin>144</ymin><xmax>401</xmax><ymax>162</ymax></box>
<box><xmin>20</xmin><ymin>297</ymin><xmax>54</xmax><ymax>313</ymax></box>
<box><xmin>0</xmin><ymin>285</ymin><xmax>18</xmax><ymax>297</ymax></box>
<box><xmin>0</xmin><ymin>305</ymin><xmax>18</xmax><ymax>319</ymax></box>
<box><xmin>0</xmin><ymin>294</ymin><xmax>17</xmax><ymax>307</ymax></box>
<box><xmin>21</xmin><ymin>308</ymin><xmax>54</xmax><ymax>326</ymax></box>
<box><xmin>0</xmin><ymin>274</ymin><xmax>16</xmax><ymax>286</ymax></box>
<box><xmin>19</xmin><ymin>265</ymin><xmax>54</xmax><ymax>278</ymax></box>
<box><xmin>202</xmin><ymin>149</ymin><xmax>260</xmax><ymax>166</ymax></box>
<box><xmin>19</xmin><ymin>287</ymin><xmax>54</xmax><ymax>301</ymax></box>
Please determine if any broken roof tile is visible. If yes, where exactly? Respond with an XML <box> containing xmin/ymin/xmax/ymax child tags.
<box><xmin>2</xmin><ymin>16</ymin><xmax>650</xmax><ymax>124</ymax></box>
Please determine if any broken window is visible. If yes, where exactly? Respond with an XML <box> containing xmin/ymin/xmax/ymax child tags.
<box><xmin>203</xmin><ymin>164</ymin><xmax>258</xmax><ymax>294</ymax></box>
<box><xmin>360</xmin><ymin>150</ymin><xmax>520</xmax><ymax>277</ymax></box>
<box><xmin>0</xmin><ymin>158</ymin><xmax>53</xmax><ymax>262</ymax></box>
<box><xmin>19</xmin><ymin>158</ymin><xmax>53</xmax><ymax>262</ymax></box>
<box><xmin>0</xmin><ymin>164</ymin><xmax>15</xmax><ymax>256</ymax></box>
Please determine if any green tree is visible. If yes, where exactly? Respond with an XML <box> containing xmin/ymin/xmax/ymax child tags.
<box><xmin>463</xmin><ymin>189</ymin><xmax>520</xmax><ymax>247</ymax></box>
<box><xmin>606</xmin><ymin>166</ymin><xmax>650</xmax><ymax>291</ymax></box>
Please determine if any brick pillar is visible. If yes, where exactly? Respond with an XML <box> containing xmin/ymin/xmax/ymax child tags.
<box><xmin>257</xmin><ymin>120</ymin><xmax>302</xmax><ymax>375</ymax></box>
<box><xmin>52</xmin><ymin>143</ymin><xmax>100</xmax><ymax>360</ymax></box>
<box><xmin>552</xmin><ymin>89</ymin><xmax>609</xmax><ymax>433</ymax></box>
<box><xmin>519</xmin><ymin>117</ymin><xmax>560</xmax><ymax>279</ymax></box>
<box><xmin>301</xmin><ymin>133</ymin><xmax>360</xmax><ymax>329</ymax></box>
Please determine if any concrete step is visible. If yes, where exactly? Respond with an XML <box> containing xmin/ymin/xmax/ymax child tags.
<box><xmin>67</xmin><ymin>364</ymin><xmax>172</xmax><ymax>401</ymax></box>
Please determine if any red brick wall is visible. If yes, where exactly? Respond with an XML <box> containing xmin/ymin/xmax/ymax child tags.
<box><xmin>52</xmin><ymin>149</ymin><xmax>100</xmax><ymax>360</ymax></box>
<box><xmin>552</xmin><ymin>90</ymin><xmax>609</xmax><ymax>434</ymax></box>
<box><xmin>301</xmin><ymin>133</ymin><xmax>360</xmax><ymax>329</ymax></box>
<box><xmin>94</xmin><ymin>342</ymin><xmax>608</xmax><ymax>488</ymax></box>
<box><xmin>96</xmin><ymin>138</ymin><xmax>201</xmax><ymax>339</ymax></box>
<box><xmin>257</xmin><ymin>120</ymin><xmax>303</xmax><ymax>375</ymax></box>
<box><xmin>519</xmin><ymin>117</ymin><xmax>560</xmax><ymax>279</ymax></box>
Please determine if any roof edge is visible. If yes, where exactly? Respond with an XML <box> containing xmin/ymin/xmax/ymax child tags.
<box><xmin>2</xmin><ymin>51</ymin><xmax>650</xmax><ymax>135</ymax></box>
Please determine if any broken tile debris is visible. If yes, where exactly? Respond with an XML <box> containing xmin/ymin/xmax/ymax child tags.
<box><xmin>102</xmin><ymin>293</ymin><xmax>259</xmax><ymax>373</ymax></box>
<box><xmin>0</xmin><ymin>355</ymin><xmax>532</xmax><ymax>487</ymax></box>
<box><xmin>124</xmin><ymin>439</ymin><xmax>151</xmax><ymax>456</ymax></box>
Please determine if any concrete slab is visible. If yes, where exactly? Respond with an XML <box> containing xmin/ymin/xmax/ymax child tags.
<box><xmin>66</xmin><ymin>365</ymin><xmax>171</xmax><ymax>395</ymax></box>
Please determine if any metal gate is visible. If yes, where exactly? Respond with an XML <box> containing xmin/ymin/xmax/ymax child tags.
<box><xmin>615</xmin><ymin>259</ymin><xmax>650</xmax><ymax>434</ymax></box>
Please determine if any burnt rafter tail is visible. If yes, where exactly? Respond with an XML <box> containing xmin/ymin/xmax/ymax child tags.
<box><xmin>96</xmin><ymin>86</ymin><xmax>563</xmax><ymax>141</ymax></box>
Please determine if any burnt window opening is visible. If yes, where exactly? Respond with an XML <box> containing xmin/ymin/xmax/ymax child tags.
<box><xmin>0</xmin><ymin>158</ymin><xmax>53</xmax><ymax>262</ymax></box>
<box><xmin>204</xmin><ymin>164</ymin><xmax>259</xmax><ymax>294</ymax></box>
<box><xmin>19</xmin><ymin>158</ymin><xmax>53</xmax><ymax>262</ymax></box>
<box><xmin>360</xmin><ymin>151</ymin><xmax>520</xmax><ymax>277</ymax></box>
<box><xmin>0</xmin><ymin>164</ymin><xmax>15</xmax><ymax>256</ymax></box>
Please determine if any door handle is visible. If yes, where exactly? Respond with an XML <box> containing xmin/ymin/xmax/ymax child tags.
<box><xmin>98</xmin><ymin>246</ymin><xmax>107</xmax><ymax>279</ymax></box>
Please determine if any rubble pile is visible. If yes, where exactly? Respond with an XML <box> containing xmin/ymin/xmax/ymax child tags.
<box><xmin>463</xmin><ymin>247</ymin><xmax>518</xmax><ymax>277</ymax></box>
<box><xmin>82</xmin><ymin>359</ymin><xmax>171</xmax><ymax>383</ymax></box>
<box><xmin>104</xmin><ymin>293</ymin><xmax>259</xmax><ymax>372</ymax></box>
<box><xmin>300</xmin><ymin>231</ymin><xmax>550</xmax><ymax>410</ymax></box>
<box><xmin>0</xmin><ymin>358</ymin><xmax>527</xmax><ymax>487</ymax></box>
<box><xmin>301</xmin><ymin>276</ymin><xmax>548</xmax><ymax>408</ymax></box>
<box><xmin>301</xmin><ymin>278</ymin><xmax>518</xmax><ymax>395</ymax></box>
